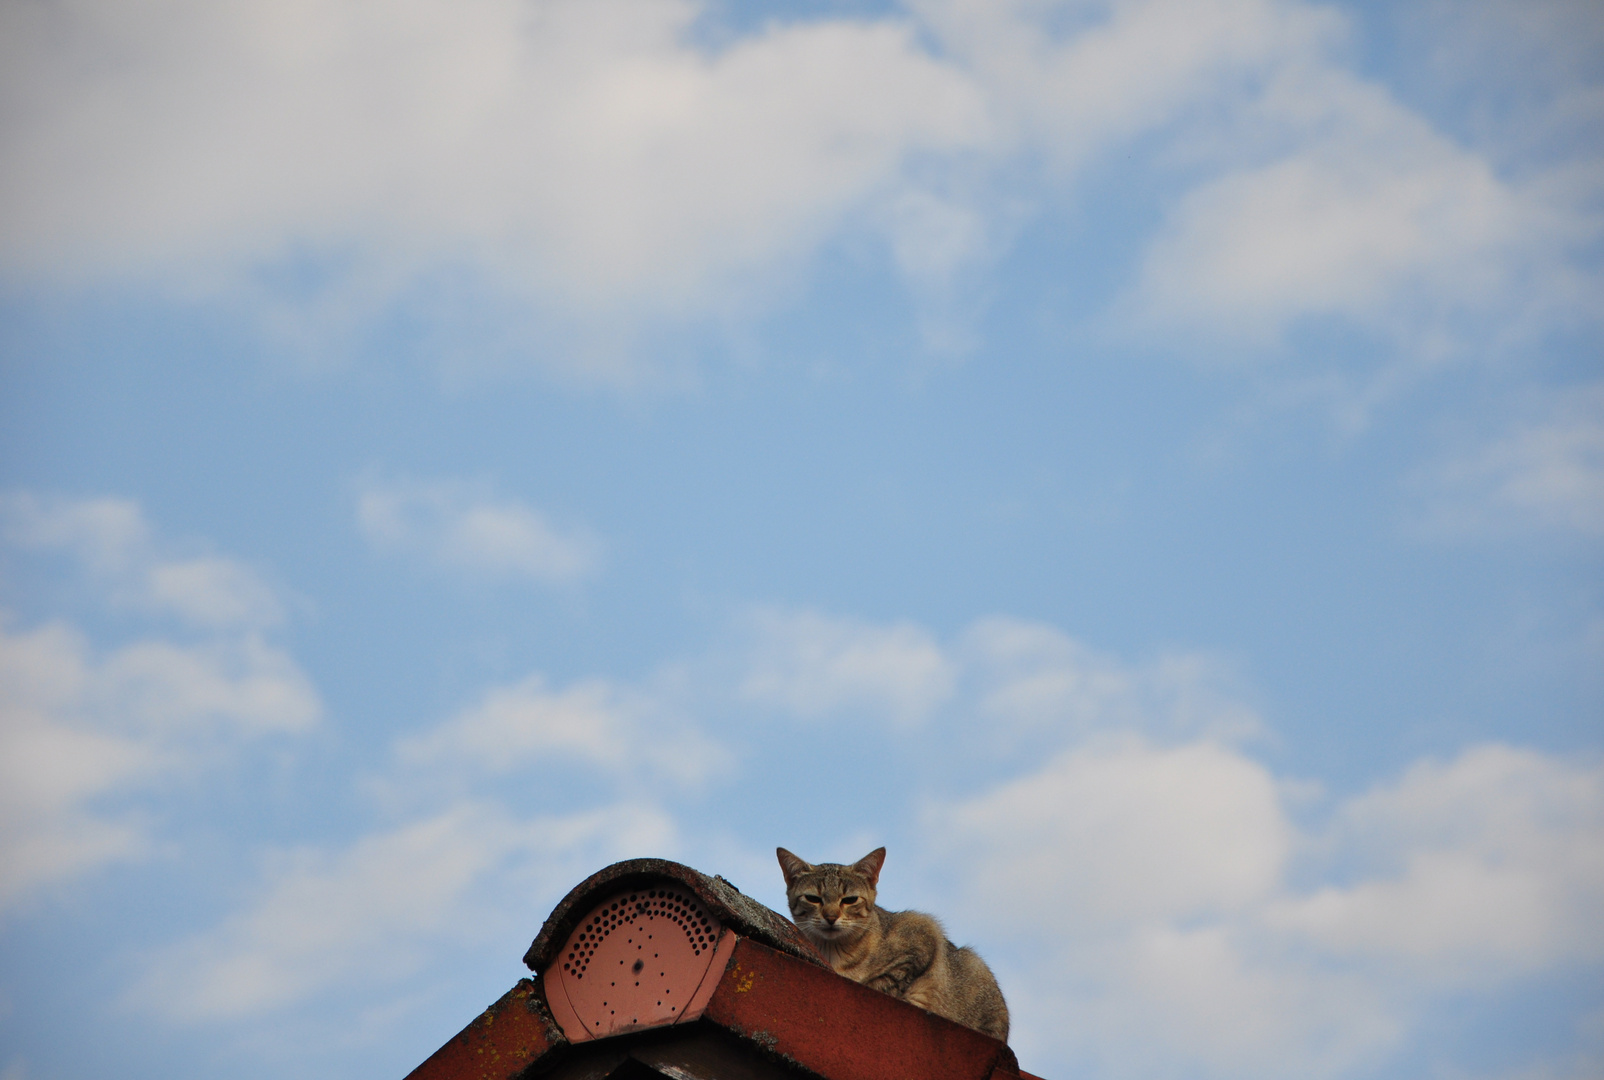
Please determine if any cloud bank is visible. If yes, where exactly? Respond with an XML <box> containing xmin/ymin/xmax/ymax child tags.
<box><xmin>120</xmin><ymin>605</ymin><xmax>1603</xmax><ymax>1079</ymax></box>
<box><xmin>3</xmin><ymin>0</ymin><xmax>1594</xmax><ymax>381</ymax></box>
<box><xmin>0</xmin><ymin>494</ymin><xmax>320</xmax><ymax>914</ymax></box>
<box><xmin>738</xmin><ymin>611</ymin><xmax>1603</xmax><ymax>1077</ymax></box>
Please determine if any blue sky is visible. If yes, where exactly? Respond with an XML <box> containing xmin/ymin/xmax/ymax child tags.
<box><xmin>0</xmin><ymin>1</ymin><xmax>1600</xmax><ymax>1078</ymax></box>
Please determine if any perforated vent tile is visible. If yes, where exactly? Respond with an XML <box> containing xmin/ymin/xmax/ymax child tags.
<box><xmin>546</xmin><ymin>886</ymin><xmax>729</xmax><ymax>1042</ymax></box>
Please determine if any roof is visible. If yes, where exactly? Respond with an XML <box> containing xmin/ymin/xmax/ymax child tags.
<box><xmin>405</xmin><ymin>858</ymin><xmax>1047</xmax><ymax>1080</ymax></box>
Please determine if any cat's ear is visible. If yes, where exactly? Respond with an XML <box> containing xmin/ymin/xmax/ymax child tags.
<box><xmin>854</xmin><ymin>847</ymin><xmax>887</xmax><ymax>888</ymax></box>
<box><xmin>776</xmin><ymin>847</ymin><xmax>812</xmax><ymax>887</ymax></box>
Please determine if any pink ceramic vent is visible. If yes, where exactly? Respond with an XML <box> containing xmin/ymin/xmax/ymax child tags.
<box><xmin>542</xmin><ymin>884</ymin><xmax>736</xmax><ymax>1042</ymax></box>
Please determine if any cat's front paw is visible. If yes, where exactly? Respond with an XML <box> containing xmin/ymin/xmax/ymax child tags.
<box><xmin>866</xmin><ymin>970</ymin><xmax>914</xmax><ymax>997</ymax></box>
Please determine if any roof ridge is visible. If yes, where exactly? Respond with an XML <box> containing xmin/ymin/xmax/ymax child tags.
<box><xmin>523</xmin><ymin>857</ymin><xmax>826</xmax><ymax>972</ymax></box>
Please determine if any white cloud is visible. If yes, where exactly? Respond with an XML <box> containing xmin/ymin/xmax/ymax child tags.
<box><xmin>143</xmin><ymin>557</ymin><xmax>285</xmax><ymax>628</ymax></box>
<box><xmin>736</xmin><ymin>610</ymin><xmax>1261</xmax><ymax>752</ymax></box>
<box><xmin>938</xmin><ymin>736</ymin><xmax>1291</xmax><ymax>924</ymax></box>
<box><xmin>0</xmin><ymin>619</ymin><xmax>320</xmax><ymax>914</ymax></box>
<box><xmin>959</xmin><ymin>616</ymin><xmax>1142</xmax><ymax>732</ymax></box>
<box><xmin>3</xmin><ymin>0</ymin><xmax>1588</xmax><ymax>384</ymax></box>
<box><xmin>1130</xmin><ymin>64</ymin><xmax>1568</xmax><ymax>356</ymax></box>
<box><xmin>132</xmin><ymin>801</ymin><xmax>675</xmax><ymax>1019</ymax></box>
<box><xmin>959</xmin><ymin>616</ymin><xmax>1262</xmax><ymax>742</ymax></box>
<box><xmin>91</xmin><ymin>637</ymin><xmax>320</xmax><ymax>737</ymax></box>
<box><xmin>911</xmin><ymin>0</ymin><xmax>1340</xmax><ymax>169</ymax></box>
<box><xmin>1268</xmin><ymin>744</ymin><xmax>1604</xmax><ymax>980</ymax></box>
<box><xmin>398</xmin><ymin>676</ymin><xmax>629</xmax><ymax>771</ymax></box>
<box><xmin>393</xmin><ymin>672</ymin><xmax>730</xmax><ymax>789</ymax></box>
<box><xmin>739</xmin><ymin>608</ymin><xmax>957</xmax><ymax>725</ymax></box>
<box><xmin>0</xmin><ymin>492</ymin><xmax>147</xmax><ymax>573</ymax></box>
<box><xmin>929</xmin><ymin>737</ymin><xmax>1604</xmax><ymax>1078</ymax></box>
<box><xmin>0</xmin><ymin>493</ymin><xmax>319</xmax><ymax>913</ymax></box>
<box><xmin>1416</xmin><ymin>384</ymin><xmax>1604</xmax><ymax>538</ymax></box>
<box><xmin>0</xmin><ymin>0</ymin><xmax>986</xmax><ymax>327</ymax></box>
<box><xmin>0</xmin><ymin>492</ymin><xmax>284</xmax><ymax>628</ymax></box>
<box><xmin>920</xmin><ymin>0</ymin><xmax>1598</xmax><ymax>384</ymax></box>
<box><xmin>357</xmin><ymin>479</ymin><xmax>598</xmax><ymax>584</ymax></box>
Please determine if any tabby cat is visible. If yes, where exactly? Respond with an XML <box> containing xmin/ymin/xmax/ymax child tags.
<box><xmin>777</xmin><ymin>846</ymin><xmax>1009</xmax><ymax>1041</ymax></box>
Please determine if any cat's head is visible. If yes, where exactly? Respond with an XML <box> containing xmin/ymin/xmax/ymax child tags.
<box><xmin>776</xmin><ymin>846</ymin><xmax>885</xmax><ymax>948</ymax></box>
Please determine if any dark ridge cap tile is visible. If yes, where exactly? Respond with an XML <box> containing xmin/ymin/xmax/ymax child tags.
<box><xmin>524</xmin><ymin>857</ymin><xmax>825</xmax><ymax>972</ymax></box>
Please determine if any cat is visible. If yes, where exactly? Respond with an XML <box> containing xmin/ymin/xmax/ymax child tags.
<box><xmin>776</xmin><ymin>845</ymin><xmax>1009</xmax><ymax>1042</ymax></box>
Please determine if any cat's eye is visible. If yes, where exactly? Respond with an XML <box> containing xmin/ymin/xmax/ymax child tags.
<box><xmin>803</xmin><ymin>894</ymin><xmax>822</xmax><ymax>903</ymax></box>
<box><xmin>842</xmin><ymin>896</ymin><xmax>860</xmax><ymax>905</ymax></box>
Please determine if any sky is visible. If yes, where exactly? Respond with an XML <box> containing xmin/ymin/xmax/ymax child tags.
<box><xmin>0</xmin><ymin>1</ymin><xmax>1600</xmax><ymax>1078</ymax></box>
